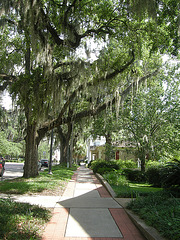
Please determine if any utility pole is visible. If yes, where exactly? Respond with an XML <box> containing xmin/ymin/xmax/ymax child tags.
<box><xmin>69</xmin><ymin>121</ymin><xmax>74</xmax><ymax>168</ymax></box>
<box><xmin>48</xmin><ymin>129</ymin><xmax>53</xmax><ymax>174</ymax></box>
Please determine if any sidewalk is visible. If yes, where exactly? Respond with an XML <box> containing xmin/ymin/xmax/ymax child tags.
<box><xmin>42</xmin><ymin>166</ymin><xmax>146</xmax><ymax>240</ymax></box>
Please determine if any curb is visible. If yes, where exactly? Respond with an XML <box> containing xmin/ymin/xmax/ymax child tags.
<box><xmin>95</xmin><ymin>173</ymin><xmax>117</xmax><ymax>198</ymax></box>
<box><xmin>95</xmin><ymin>172</ymin><xmax>166</xmax><ymax>240</ymax></box>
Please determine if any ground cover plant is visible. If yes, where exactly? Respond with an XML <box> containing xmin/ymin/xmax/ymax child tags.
<box><xmin>0</xmin><ymin>198</ymin><xmax>51</xmax><ymax>240</ymax></box>
<box><xmin>127</xmin><ymin>192</ymin><xmax>180</xmax><ymax>240</ymax></box>
<box><xmin>0</xmin><ymin>164</ymin><xmax>77</xmax><ymax>195</ymax></box>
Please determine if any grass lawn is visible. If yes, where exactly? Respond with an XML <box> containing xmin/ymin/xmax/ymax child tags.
<box><xmin>111</xmin><ymin>182</ymin><xmax>162</xmax><ymax>198</ymax></box>
<box><xmin>0</xmin><ymin>164</ymin><xmax>77</xmax><ymax>240</ymax></box>
<box><xmin>103</xmin><ymin>172</ymin><xmax>163</xmax><ymax>198</ymax></box>
<box><xmin>0</xmin><ymin>164</ymin><xmax>76</xmax><ymax>195</ymax></box>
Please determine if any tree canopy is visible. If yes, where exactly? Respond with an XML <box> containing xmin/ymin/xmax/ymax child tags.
<box><xmin>0</xmin><ymin>0</ymin><xmax>179</xmax><ymax>177</ymax></box>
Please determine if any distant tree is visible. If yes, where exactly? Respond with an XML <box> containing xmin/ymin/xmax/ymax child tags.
<box><xmin>73</xmin><ymin>140</ymin><xmax>87</xmax><ymax>164</ymax></box>
<box><xmin>91</xmin><ymin>109</ymin><xmax>117</xmax><ymax>161</ymax></box>
<box><xmin>120</xmin><ymin>67</ymin><xmax>180</xmax><ymax>171</ymax></box>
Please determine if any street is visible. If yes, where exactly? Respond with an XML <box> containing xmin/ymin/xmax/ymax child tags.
<box><xmin>1</xmin><ymin>162</ymin><xmax>24</xmax><ymax>181</ymax></box>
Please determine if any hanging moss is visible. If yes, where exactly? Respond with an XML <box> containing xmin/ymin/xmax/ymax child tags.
<box><xmin>130</xmin><ymin>0</ymin><xmax>157</xmax><ymax>20</ymax></box>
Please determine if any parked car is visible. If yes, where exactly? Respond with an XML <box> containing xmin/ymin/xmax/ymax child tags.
<box><xmin>40</xmin><ymin>159</ymin><xmax>49</xmax><ymax>167</ymax></box>
<box><xmin>0</xmin><ymin>158</ymin><xmax>5</xmax><ymax>177</ymax></box>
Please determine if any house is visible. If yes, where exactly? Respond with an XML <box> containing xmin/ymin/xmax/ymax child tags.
<box><xmin>89</xmin><ymin>139</ymin><xmax>136</xmax><ymax>161</ymax></box>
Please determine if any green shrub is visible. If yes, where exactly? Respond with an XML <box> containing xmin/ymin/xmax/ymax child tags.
<box><xmin>122</xmin><ymin>169</ymin><xmax>146</xmax><ymax>183</ymax></box>
<box><xmin>91</xmin><ymin>159</ymin><xmax>119</xmax><ymax>174</ymax></box>
<box><xmin>103</xmin><ymin>171</ymin><xmax>128</xmax><ymax>186</ymax></box>
<box><xmin>161</xmin><ymin>159</ymin><xmax>180</xmax><ymax>190</ymax></box>
<box><xmin>116</xmin><ymin>159</ymin><xmax>137</xmax><ymax>169</ymax></box>
<box><xmin>146</xmin><ymin>167</ymin><xmax>163</xmax><ymax>187</ymax></box>
<box><xmin>146</xmin><ymin>160</ymin><xmax>166</xmax><ymax>168</ymax></box>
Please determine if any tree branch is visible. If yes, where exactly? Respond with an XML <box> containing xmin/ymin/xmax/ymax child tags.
<box><xmin>0</xmin><ymin>74</ymin><xmax>17</xmax><ymax>91</ymax></box>
<box><xmin>66</xmin><ymin>69</ymin><xmax>159</xmax><ymax>124</ymax></box>
<box><xmin>37</xmin><ymin>52</ymin><xmax>135</xmax><ymax>140</ymax></box>
<box><xmin>40</xmin><ymin>8</ymin><xmax>64</xmax><ymax>46</ymax></box>
<box><xmin>0</xmin><ymin>18</ymin><xmax>16</xmax><ymax>26</ymax></box>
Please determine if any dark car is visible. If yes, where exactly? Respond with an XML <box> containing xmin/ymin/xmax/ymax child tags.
<box><xmin>40</xmin><ymin>159</ymin><xmax>49</xmax><ymax>167</ymax></box>
<box><xmin>0</xmin><ymin>158</ymin><xmax>5</xmax><ymax>177</ymax></box>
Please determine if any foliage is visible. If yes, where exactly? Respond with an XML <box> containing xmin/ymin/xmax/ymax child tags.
<box><xmin>146</xmin><ymin>160</ymin><xmax>167</xmax><ymax>168</ymax></box>
<box><xmin>119</xmin><ymin>74</ymin><xmax>180</xmax><ymax>171</ymax></box>
<box><xmin>146</xmin><ymin>167</ymin><xmax>163</xmax><ymax>187</ymax></box>
<box><xmin>127</xmin><ymin>192</ymin><xmax>180</xmax><ymax>240</ymax></box>
<box><xmin>38</xmin><ymin>140</ymin><xmax>50</xmax><ymax>160</ymax></box>
<box><xmin>0</xmin><ymin>102</ymin><xmax>25</xmax><ymax>158</ymax></box>
<box><xmin>73</xmin><ymin>140</ymin><xmax>87</xmax><ymax>160</ymax></box>
<box><xmin>0</xmin><ymin>198</ymin><xmax>51</xmax><ymax>240</ymax></box>
<box><xmin>103</xmin><ymin>171</ymin><xmax>128</xmax><ymax>186</ymax></box>
<box><xmin>122</xmin><ymin>169</ymin><xmax>146</xmax><ymax>183</ymax></box>
<box><xmin>116</xmin><ymin>159</ymin><xmax>137</xmax><ymax>169</ymax></box>
<box><xmin>161</xmin><ymin>159</ymin><xmax>180</xmax><ymax>189</ymax></box>
<box><xmin>90</xmin><ymin>159</ymin><xmax>119</xmax><ymax>175</ymax></box>
<box><xmin>0</xmin><ymin>131</ymin><xmax>23</xmax><ymax>157</ymax></box>
<box><xmin>146</xmin><ymin>159</ymin><xmax>180</xmax><ymax>190</ymax></box>
<box><xmin>91</xmin><ymin>110</ymin><xmax>117</xmax><ymax>160</ymax></box>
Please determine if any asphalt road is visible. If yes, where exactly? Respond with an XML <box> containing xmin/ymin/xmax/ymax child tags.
<box><xmin>1</xmin><ymin>162</ymin><xmax>24</xmax><ymax>181</ymax></box>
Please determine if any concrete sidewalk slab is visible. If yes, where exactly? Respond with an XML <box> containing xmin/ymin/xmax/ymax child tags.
<box><xmin>65</xmin><ymin>208</ymin><xmax>123</xmax><ymax>238</ymax></box>
<box><xmin>57</xmin><ymin>195</ymin><xmax>122</xmax><ymax>208</ymax></box>
<box><xmin>75</xmin><ymin>182</ymin><xmax>97</xmax><ymax>189</ymax></box>
<box><xmin>74</xmin><ymin>188</ymin><xmax>100</xmax><ymax>197</ymax></box>
<box><xmin>11</xmin><ymin>195</ymin><xmax>61</xmax><ymax>208</ymax></box>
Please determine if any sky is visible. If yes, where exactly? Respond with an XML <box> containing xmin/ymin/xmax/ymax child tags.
<box><xmin>1</xmin><ymin>90</ymin><xmax>12</xmax><ymax>110</ymax></box>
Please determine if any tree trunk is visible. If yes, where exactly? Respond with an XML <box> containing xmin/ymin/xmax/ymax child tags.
<box><xmin>60</xmin><ymin>138</ymin><xmax>68</xmax><ymax>164</ymax></box>
<box><xmin>138</xmin><ymin>148</ymin><xmax>146</xmax><ymax>172</ymax></box>
<box><xmin>23</xmin><ymin>122</ymin><xmax>39</xmax><ymax>178</ymax></box>
<box><xmin>69</xmin><ymin>122</ymin><xmax>74</xmax><ymax>167</ymax></box>
<box><xmin>105</xmin><ymin>132</ymin><xmax>114</xmax><ymax>161</ymax></box>
<box><xmin>140</xmin><ymin>156</ymin><xmax>146</xmax><ymax>172</ymax></box>
<box><xmin>58</xmin><ymin>123</ymin><xmax>72</xmax><ymax>165</ymax></box>
<box><xmin>23</xmin><ymin>33</ymin><xmax>39</xmax><ymax>178</ymax></box>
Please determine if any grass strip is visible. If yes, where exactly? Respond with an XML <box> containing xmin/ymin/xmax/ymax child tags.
<box><xmin>0</xmin><ymin>198</ymin><xmax>51</xmax><ymax>240</ymax></box>
<box><xmin>0</xmin><ymin>164</ymin><xmax>76</xmax><ymax>194</ymax></box>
